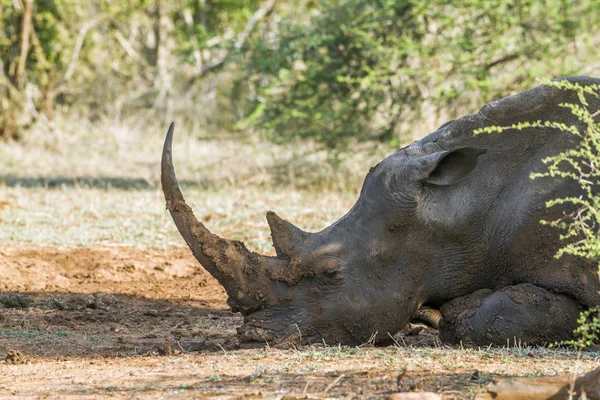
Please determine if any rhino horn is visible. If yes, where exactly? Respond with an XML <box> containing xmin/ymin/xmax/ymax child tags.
<box><xmin>266</xmin><ymin>211</ymin><xmax>310</xmax><ymax>259</ymax></box>
<box><xmin>161</xmin><ymin>123</ymin><xmax>290</xmax><ymax>314</ymax></box>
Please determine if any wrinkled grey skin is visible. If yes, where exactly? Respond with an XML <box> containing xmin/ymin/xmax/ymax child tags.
<box><xmin>162</xmin><ymin>76</ymin><xmax>600</xmax><ymax>347</ymax></box>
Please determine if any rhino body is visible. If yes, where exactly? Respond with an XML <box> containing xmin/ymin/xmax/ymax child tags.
<box><xmin>162</xmin><ymin>76</ymin><xmax>600</xmax><ymax>346</ymax></box>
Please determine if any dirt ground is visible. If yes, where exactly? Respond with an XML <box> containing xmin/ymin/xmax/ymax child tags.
<box><xmin>0</xmin><ymin>245</ymin><xmax>598</xmax><ymax>399</ymax></box>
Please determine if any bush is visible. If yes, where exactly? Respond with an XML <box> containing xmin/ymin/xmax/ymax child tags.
<box><xmin>243</xmin><ymin>0</ymin><xmax>600</xmax><ymax>149</ymax></box>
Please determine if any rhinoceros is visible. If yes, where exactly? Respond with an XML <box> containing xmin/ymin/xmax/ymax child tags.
<box><xmin>161</xmin><ymin>76</ymin><xmax>600</xmax><ymax>347</ymax></box>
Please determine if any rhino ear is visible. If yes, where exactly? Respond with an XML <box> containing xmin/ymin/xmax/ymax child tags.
<box><xmin>411</xmin><ymin>147</ymin><xmax>486</xmax><ymax>186</ymax></box>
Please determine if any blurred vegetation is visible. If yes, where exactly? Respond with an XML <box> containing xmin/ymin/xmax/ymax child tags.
<box><xmin>244</xmin><ymin>0</ymin><xmax>600</xmax><ymax>148</ymax></box>
<box><xmin>0</xmin><ymin>0</ymin><xmax>264</xmax><ymax>139</ymax></box>
<box><xmin>1</xmin><ymin>0</ymin><xmax>600</xmax><ymax>149</ymax></box>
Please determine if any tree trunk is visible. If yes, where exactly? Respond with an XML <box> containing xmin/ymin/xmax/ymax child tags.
<box><xmin>151</xmin><ymin>0</ymin><xmax>161</xmax><ymax>67</ymax></box>
<box><xmin>15</xmin><ymin>0</ymin><xmax>34</xmax><ymax>88</ymax></box>
<box><xmin>0</xmin><ymin>57</ymin><xmax>24</xmax><ymax>139</ymax></box>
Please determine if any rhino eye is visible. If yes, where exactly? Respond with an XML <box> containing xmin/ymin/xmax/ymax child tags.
<box><xmin>324</xmin><ymin>270</ymin><xmax>338</xmax><ymax>278</ymax></box>
<box><xmin>314</xmin><ymin>256</ymin><xmax>341</xmax><ymax>278</ymax></box>
<box><xmin>313</xmin><ymin>255</ymin><xmax>340</xmax><ymax>278</ymax></box>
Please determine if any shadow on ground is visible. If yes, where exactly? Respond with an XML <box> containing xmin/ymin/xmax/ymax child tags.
<box><xmin>0</xmin><ymin>289</ymin><xmax>442</xmax><ymax>361</ymax></box>
<box><xmin>0</xmin><ymin>175</ymin><xmax>211</xmax><ymax>190</ymax></box>
<box><xmin>0</xmin><ymin>245</ymin><xmax>238</xmax><ymax>359</ymax></box>
<box><xmin>0</xmin><ymin>290</ymin><xmax>241</xmax><ymax>359</ymax></box>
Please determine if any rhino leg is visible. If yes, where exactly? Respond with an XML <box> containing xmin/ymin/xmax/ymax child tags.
<box><xmin>438</xmin><ymin>283</ymin><xmax>583</xmax><ymax>346</ymax></box>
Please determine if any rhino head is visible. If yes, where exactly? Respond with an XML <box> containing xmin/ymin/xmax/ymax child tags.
<box><xmin>161</xmin><ymin>123</ymin><xmax>484</xmax><ymax>346</ymax></box>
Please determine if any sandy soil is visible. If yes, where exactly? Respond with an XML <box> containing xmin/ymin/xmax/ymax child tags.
<box><xmin>0</xmin><ymin>246</ymin><xmax>597</xmax><ymax>399</ymax></box>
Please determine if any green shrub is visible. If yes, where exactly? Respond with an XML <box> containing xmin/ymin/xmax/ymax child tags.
<box><xmin>569</xmin><ymin>307</ymin><xmax>600</xmax><ymax>348</ymax></box>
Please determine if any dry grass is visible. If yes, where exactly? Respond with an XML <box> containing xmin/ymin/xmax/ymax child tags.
<box><xmin>0</xmin><ymin>115</ymin><xmax>375</xmax><ymax>252</ymax></box>
<box><xmin>0</xmin><ymin>114</ymin><xmax>392</xmax><ymax>191</ymax></box>
<box><xmin>5</xmin><ymin>345</ymin><xmax>599</xmax><ymax>399</ymax></box>
<box><xmin>0</xmin><ymin>186</ymin><xmax>357</xmax><ymax>252</ymax></box>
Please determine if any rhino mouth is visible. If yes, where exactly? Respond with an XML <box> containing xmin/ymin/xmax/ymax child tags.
<box><xmin>236</xmin><ymin>305</ymin><xmax>320</xmax><ymax>346</ymax></box>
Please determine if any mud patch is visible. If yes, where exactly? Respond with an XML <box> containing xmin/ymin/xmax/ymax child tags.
<box><xmin>0</xmin><ymin>245</ymin><xmax>240</xmax><ymax>359</ymax></box>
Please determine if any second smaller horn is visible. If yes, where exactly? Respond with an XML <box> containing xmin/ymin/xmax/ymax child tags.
<box><xmin>266</xmin><ymin>211</ymin><xmax>311</xmax><ymax>259</ymax></box>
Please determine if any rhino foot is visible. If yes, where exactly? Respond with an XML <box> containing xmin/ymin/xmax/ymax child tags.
<box><xmin>438</xmin><ymin>283</ymin><xmax>583</xmax><ymax>346</ymax></box>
